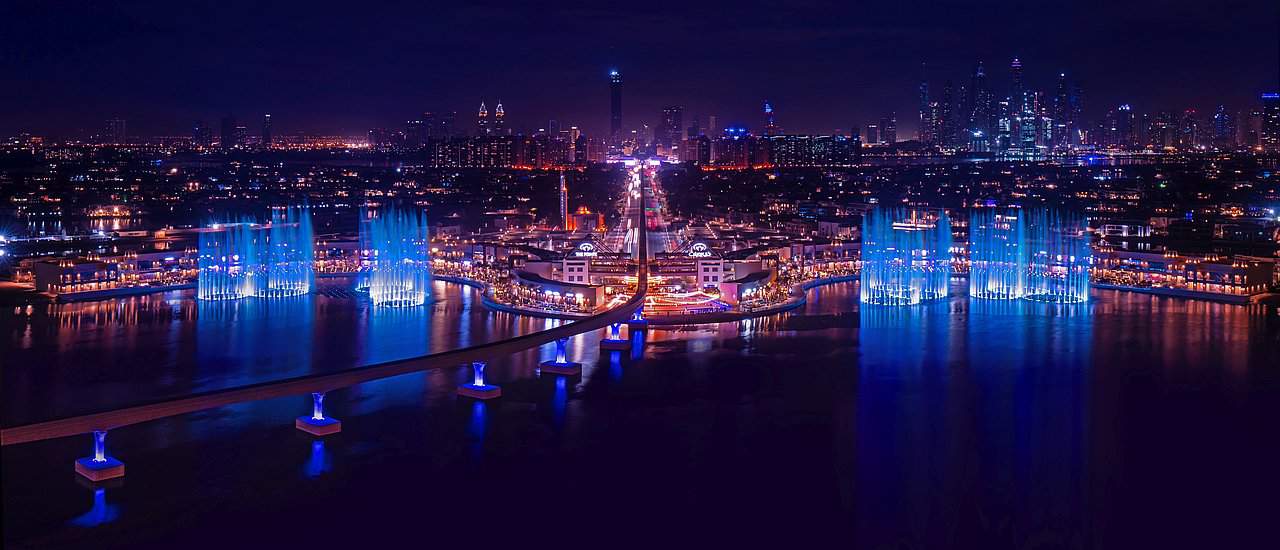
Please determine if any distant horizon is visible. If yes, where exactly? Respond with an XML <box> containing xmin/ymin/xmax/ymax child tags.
<box><xmin>4</xmin><ymin>0</ymin><xmax>1278</xmax><ymax>138</ymax></box>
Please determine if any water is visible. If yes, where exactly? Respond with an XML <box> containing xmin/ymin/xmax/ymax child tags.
<box><xmin>3</xmin><ymin>281</ymin><xmax>1279</xmax><ymax>549</ymax></box>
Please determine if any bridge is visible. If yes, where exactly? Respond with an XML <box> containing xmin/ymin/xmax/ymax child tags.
<box><xmin>0</xmin><ymin>165</ymin><xmax>657</xmax><ymax>480</ymax></box>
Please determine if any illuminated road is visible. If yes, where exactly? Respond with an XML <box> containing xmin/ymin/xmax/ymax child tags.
<box><xmin>611</xmin><ymin>163</ymin><xmax>675</xmax><ymax>259</ymax></box>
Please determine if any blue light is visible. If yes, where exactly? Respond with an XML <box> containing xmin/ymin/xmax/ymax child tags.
<box><xmin>859</xmin><ymin>207</ymin><xmax>952</xmax><ymax>306</ymax></box>
<box><xmin>969</xmin><ymin>208</ymin><xmax>1027</xmax><ymax>300</ymax></box>
<box><xmin>1024</xmin><ymin>208</ymin><xmax>1091</xmax><ymax>304</ymax></box>
<box><xmin>361</xmin><ymin>205</ymin><xmax>432</xmax><ymax>307</ymax></box>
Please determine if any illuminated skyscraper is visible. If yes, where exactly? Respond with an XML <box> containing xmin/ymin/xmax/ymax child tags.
<box><xmin>1262</xmin><ymin>93</ymin><xmax>1280</xmax><ymax>152</ymax></box>
<box><xmin>610</xmin><ymin>69</ymin><xmax>623</xmax><ymax>145</ymax></box>
<box><xmin>881</xmin><ymin>113</ymin><xmax>897</xmax><ymax>144</ymax></box>
<box><xmin>660</xmin><ymin>105</ymin><xmax>684</xmax><ymax>148</ymax></box>
<box><xmin>494</xmin><ymin>101</ymin><xmax>505</xmax><ymax>135</ymax></box>
<box><xmin>261</xmin><ymin>114</ymin><xmax>272</xmax><ymax>149</ymax></box>
<box><xmin>559</xmin><ymin>171</ymin><xmax>569</xmax><ymax>228</ymax></box>
<box><xmin>763</xmin><ymin>100</ymin><xmax>778</xmax><ymax>136</ymax></box>
<box><xmin>477</xmin><ymin>102</ymin><xmax>489</xmax><ymax>136</ymax></box>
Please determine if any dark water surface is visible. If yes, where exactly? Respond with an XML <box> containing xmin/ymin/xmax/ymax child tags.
<box><xmin>3</xmin><ymin>281</ymin><xmax>1279</xmax><ymax>549</ymax></box>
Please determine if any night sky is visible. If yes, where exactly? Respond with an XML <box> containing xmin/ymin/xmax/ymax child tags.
<box><xmin>3</xmin><ymin>0</ymin><xmax>1277</xmax><ymax>138</ymax></box>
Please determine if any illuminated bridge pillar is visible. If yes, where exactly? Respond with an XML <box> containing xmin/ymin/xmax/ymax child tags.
<box><xmin>296</xmin><ymin>392</ymin><xmax>342</xmax><ymax>436</ymax></box>
<box><xmin>540</xmin><ymin>337</ymin><xmax>582</xmax><ymax>375</ymax></box>
<box><xmin>627</xmin><ymin>306</ymin><xmax>648</xmax><ymax>330</ymax></box>
<box><xmin>600</xmin><ymin>322</ymin><xmax>629</xmax><ymax>350</ymax></box>
<box><xmin>75</xmin><ymin>430</ymin><xmax>125</xmax><ymax>482</ymax></box>
<box><xmin>458</xmin><ymin>361</ymin><xmax>502</xmax><ymax>399</ymax></box>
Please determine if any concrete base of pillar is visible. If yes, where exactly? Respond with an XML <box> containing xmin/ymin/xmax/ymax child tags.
<box><xmin>295</xmin><ymin>416</ymin><xmax>342</xmax><ymax>436</ymax></box>
<box><xmin>599</xmin><ymin>339</ymin><xmax>630</xmax><ymax>350</ymax></box>
<box><xmin>457</xmin><ymin>384</ymin><xmax>502</xmax><ymax>399</ymax></box>
<box><xmin>539</xmin><ymin>360</ymin><xmax>582</xmax><ymax>375</ymax></box>
<box><xmin>74</xmin><ymin>457</ymin><xmax>125</xmax><ymax>482</ymax></box>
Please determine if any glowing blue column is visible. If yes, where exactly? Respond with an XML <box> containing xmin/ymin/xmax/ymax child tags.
<box><xmin>541</xmin><ymin>336</ymin><xmax>582</xmax><ymax>375</ymax></box>
<box><xmin>1025</xmin><ymin>208</ymin><xmax>1091</xmax><ymax>304</ymax></box>
<box><xmin>627</xmin><ymin>305</ymin><xmax>649</xmax><ymax>330</ymax></box>
<box><xmin>860</xmin><ymin>207</ymin><xmax>952</xmax><ymax>306</ymax></box>
<box><xmin>600</xmin><ymin>322</ymin><xmax>629</xmax><ymax>350</ymax></box>
<box><xmin>969</xmin><ymin>208</ymin><xmax>1028</xmax><ymax>300</ymax></box>
<box><xmin>295</xmin><ymin>391</ymin><xmax>342</xmax><ymax>435</ymax></box>
<box><xmin>458</xmin><ymin>360</ymin><xmax>502</xmax><ymax>399</ymax></box>
<box><xmin>75</xmin><ymin>430</ymin><xmax>125</xmax><ymax>482</ymax></box>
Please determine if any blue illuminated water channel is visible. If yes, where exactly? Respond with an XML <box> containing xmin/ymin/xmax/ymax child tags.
<box><xmin>3</xmin><ymin>279</ymin><xmax>1280</xmax><ymax>548</ymax></box>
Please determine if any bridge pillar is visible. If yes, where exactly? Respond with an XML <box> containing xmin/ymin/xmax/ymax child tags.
<box><xmin>75</xmin><ymin>430</ymin><xmax>125</xmax><ymax>482</ymax></box>
<box><xmin>458</xmin><ymin>361</ymin><xmax>502</xmax><ymax>399</ymax></box>
<box><xmin>627</xmin><ymin>306</ymin><xmax>649</xmax><ymax>331</ymax></box>
<box><xmin>296</xmin><ymin>392</ymin><xmax>342</xmax><ymax>436</ymax></box>
<box><xmin>540</xmin><ymin>337</ymin><xmax>582</xmax><ymax>375</ymax></box>
<box><xmin>600</xmin><ymin>322</ymin><xmax>630</xmax><ymax>350</ymax></box>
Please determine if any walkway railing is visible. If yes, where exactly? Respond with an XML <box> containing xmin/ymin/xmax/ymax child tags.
<box><xmin>1</xmin><ymin>179</ymin><xmax>651</xmax><ymax>447</ymax></box>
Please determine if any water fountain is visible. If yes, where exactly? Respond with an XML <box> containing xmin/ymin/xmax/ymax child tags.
<box><xmin>361</xmin><ymin>205</ymin><xmax>433</xmax><ymax>307</ymax></box>
<box><xmin>859</xmin><ymin>207</ymin><xmax>952</xmax><ymax>306</ymax></box>
<box><xmin>197</xmin><ymin>207</ymin><xmax>314</xmax><ymax>301</ymax></box>
<box><xmin>197</xmin><ymin>222</ymin><xmax>258</xmax><ymax>301</ymax></box>
<box><xmin>1025</xmin><ymin>208</ymin><xmax>1091</xmax><ymax>303</ymax></box>
<box><xmin>256</xmin><ymin>206</ymin><xmax>314</xmax><ymax>298</ymax></box>
<box><xmin>968</xmin><ymin>208</ymin><xmax>1028</xmax><ymax>300</ymax></box>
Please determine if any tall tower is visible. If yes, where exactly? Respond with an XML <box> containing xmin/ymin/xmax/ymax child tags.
<box><xmin>477</xmin><ymin>102</ymin><xmax>489</xmax><ymax>136</ymax></box>
<box><xmin>917</xmin><ymin>64</ymin><xmax>930</xmax><ymax>143</ymax></box>
<box><xmin>494</xmin><ymin>101</ymin><xmax>505</xmax><ymax>135</ymax></box>
<box><xmin>610</xmin><ymin>69</ymin><xmax>623</xmax><ymax>145</ymax></box>
<box><xmin>1010</xmin><ymin>58</ymin><xmax>1025</xmax><ymax>114</ymax></box>
<box><xmin>763</xmin><ymin>100</ymin><xmax>778</xmax><ymax>136</ymax></box>
<box><xmin>261</xmin><ymin>114</ymin><xmax>272</xmax><ymax>149</ymax></box>
<box><xmin>559</xmin><ymin>171</ymin><xmax>569</xmax><ymax>229</ymax></box>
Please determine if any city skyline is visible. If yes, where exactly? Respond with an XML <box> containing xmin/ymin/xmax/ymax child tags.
<box><xmin>3</xmin><ymin>0</ymin><xmax>1278</xmax><ymax>138</ymax></box>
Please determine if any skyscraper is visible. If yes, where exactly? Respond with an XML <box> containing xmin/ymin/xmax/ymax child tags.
<box><xmin>494</xmin><ymin>101</ymin><xmax>505</xmax><ymax>135</ymax></box>
<box><xmin>881</xmin><ymin>113</ymin><xmax>897</xmax><ymax>144</ymax></box>
<box><xmin>104</xmin><ymin>119</ymin><xmax>126</xmax><ymax>144</ymax></box>
<box><xmin>610</xmin><ymin>69</ymin><xmax>623</xmax><ymax>146</ymax></box>
<box><xmin>477</xmin><ymin>102</ymin><xmax>489</xmax><ymax>136</ymax></box>
<box><xmin>917</xmin><ymin>65</ymin><xmax>930</xmax><ymax>143</ymax></box>
<box><xmin>660</xmin><ymin>106</ymin><xmax>684</xmax><ymax>148</ymax></box>
<box><xmin>559</xmin><ymin>170</ymin><xmax>569</xmax><ymax>228</ymax></box>
<box><xmin>1010</xmin><ymin>58</ymin><xmax>1025</xmax><ymax>114</ymax></box>
<box><xmin>220</xmin><ymin>115</ymin><xmax>238</xmax><ymax>149</ymax></box>
<box><xmin>967</xmin><ymin>62</ymin><xmax>993</xmax><ymax>149</ymax></box>
<box><xmin>763</xmin><ymin>100</ymin><xmax>778</xmax><ymax>136</ymax></box>
<box><xmin>192</xmin><ymin>120</ymin><xmax>213</xmax><ymax>148</ymax></box>
<box><xmin>261</xmin><ymin>114</ymin><xmax>273</xmax><ymax>149</ymax></box>
<box><xmin>1262</xmin><ymin>93</ymin><xmax>1280</xmax><ymax>152</ymax></box>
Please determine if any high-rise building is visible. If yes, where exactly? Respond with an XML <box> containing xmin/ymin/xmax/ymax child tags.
<box><xmin>494</xmin><ymin>101</ymin><xmax>505</xmax><ymax>135</ymax></box>
<box><xmin>763</xmin><ymin>100</ymin><xmax>778</xmax><ymax>136</ymax></box>
<box><xmin>559</xmin><ymin>171</ymin><xmax>569</xmax><ymax>228</ymax></box>
<box><xmin>1262</xmin><ymin>93</ymin><xmax>1280</xmax><ymax>152</ymax></box>
<box><xmin>939</xmin><ymin>81</ymin><xmax>956</xmax><ymax>147</ymax></box>
<box><xmin>865</xmin><ymin>124</ymin><xmax>879</xmax><ymax>145</ymax></box>
<box><xmin>881</xmin><ymin>114</ymin><xmax>897</xmax><ymax>144</ymax></box>
<box><xmin>1212</xmin><ymin>105</ymin><xmax>1236</xmax><ymax>149</ymax></box>
<box><xmin>967</xmin><ymin>62</ymin><xmax>993</xmax><ymax>150</ymax></box>
<box><xmin>1010</xmin><ymin>58</ymin><xmax>1025</xmax><ymax>114</ymax></box>
<box><xmin>917</xmin><ymin>66</ymin><xmax>930</xmax><ymax>143</ymax></box>
<box><xmin>659</xmin><ymin>105</ymin><xmax>684</xmax><ymax>148</ymax></box>
<box><xmin>609</xmin><ymin>69</ymin><xmax>623</xmax><ymax>145</ymax></box>
<box><xmin>104</xmin><ymin>119</ymin><xmax>127</xmax><ymax>144</ymax></box>
<box><xmin>261</xmin><ymin>114</ymin><xmax>273</xmax><ymax>149</ymax></box>
<box><xmin>192</xmin><ymin>120</ymin><xmax>213</xmax><ymax>148</ymax></box>
<box><xmin>1053</xmin><ymin>73</ymin><xmax>1069</xmax><ymax>150</ymax></box>
<box><xmin>220</xmin><ymin>115</ymin><xmax>238</xmax><ymax>149</ymax></box>
<box><xmin>477</xmin><ymin>102</ymin><xmax>489</xmax><ymax>136</ymax></box>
